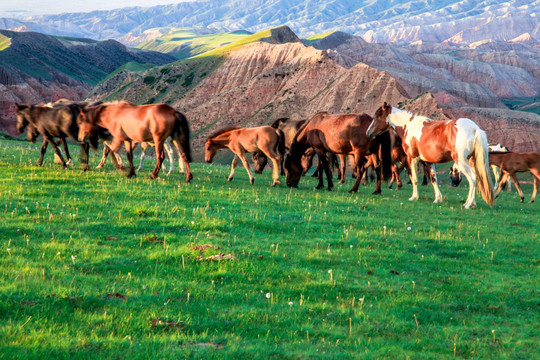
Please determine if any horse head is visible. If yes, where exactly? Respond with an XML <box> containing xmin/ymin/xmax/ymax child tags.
<box><xmin>301</xmin><ymin>148</ymin><xmax>316</xmax><ymax>175</ymax></box>
<box><xmin>204</xmin><ymin>139</ymin><xmax>218</xmax><ymax>163</ymax></box>
<box><xmin>284</xmin><ymin>143</ymin><xmax>304</xmax><ymax>188</ymax></box>
<box><xmin>76</xmin><ymin>107</ymin><xmax>98</xmax><ymax>143</ymax></box>
<box><xmin>15</xmin><ymin>103</ymin><xmax>31</xmax><ymax>134</ymax></box>
<box><xmin>367</xmin><ymin>102</ymin><xmax>392</xmax><ymax>139</ymax></box>
<box><xmin>252</xmin><ymin>151</ymin><xmax>268</xmax><ymax>174</ymax></box>
<box><xmin>449</xmin><ymin>164</ymin><xmax>462</xmax><ymax>187</ymax></box>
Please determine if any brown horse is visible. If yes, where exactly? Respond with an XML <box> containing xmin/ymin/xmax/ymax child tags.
<box><xmin>285</xmin><ymin>111</ymin><xmax>391</xmax><ymax>193</ymax></box>
<box><xmin>367</xmin><ymin>103</ymin><xmax>494</xmax><ymax>209</ymax></box>
<box><xmin>253</xmin><ymin>118</ymin><xmax>306</xmax><ymax>174</ymax></box>
<box><xmin>489</xmin><ymin>151</ymin><xmax>540</xmax><ymax>203</ymax></box>
<box><xmin>77</xmin><ymin>101</ymin><xmax>192</xmax><ymax>182</ymax></box>
<box><xmin>205</xmin><ymin>126</ymin><xmax>285</xmax><ymax>186</ymax></box>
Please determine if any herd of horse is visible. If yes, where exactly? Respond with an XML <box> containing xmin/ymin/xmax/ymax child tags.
<box><xmin>14</xmin><ymin>99</ymin><xmax>540</xmax><ymax>208</ymax></box>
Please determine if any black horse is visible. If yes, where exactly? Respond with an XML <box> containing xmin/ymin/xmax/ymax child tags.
<box><xmin>15</xmin><ymin>103</ymin><xmax>97</xmax><ymax>170</ymax></box>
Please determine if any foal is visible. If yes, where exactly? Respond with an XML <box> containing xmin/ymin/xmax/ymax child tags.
<box><xmin>489</xmin><ymin>151</ymin><xmax>540</xmax><ymax>203</ymax></box>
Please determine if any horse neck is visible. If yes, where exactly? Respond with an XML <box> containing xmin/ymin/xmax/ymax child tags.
<box><xmin>209</xmin><ymin>133</ymin><xmax>233</xmax><ymax>148</ymax></box>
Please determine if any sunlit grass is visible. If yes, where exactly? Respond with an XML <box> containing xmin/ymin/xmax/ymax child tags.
<box><xmin>0</xmin><ymin>139</ymin><xmax>538</xmax><ymax>359</ymax></box>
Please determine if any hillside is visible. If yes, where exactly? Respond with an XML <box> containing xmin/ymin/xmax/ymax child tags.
<box><xmin>86</xmin><ymin>26</ymin><xmax>540</xmax><ymax>153</ymax></box>
<box><xmin>0</xmin><ymin>30</ymin><xmax>176</xmax><ymax>134</ymax></box>
<box><xmin>1</xmin><ymin>0</ymin><xmax>538</xmax><ymax>46</ymax></box>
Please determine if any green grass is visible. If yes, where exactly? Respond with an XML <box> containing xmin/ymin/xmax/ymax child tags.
<box><xmin>0</xmin><ymin>139</ymin><xmax>538</xmax><ymax>359</ymax></box>
<box><xmin>195</xmin><ymin>29</ymin><xmax>275</xmax><ymax>58</ymax></box>
<box><xmin>137</xmin><ymin>29</ymin><xmax>252</xmax><ymax>60</ymax></box>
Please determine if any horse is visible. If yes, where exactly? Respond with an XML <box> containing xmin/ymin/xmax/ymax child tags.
<box><xmin>205</xmin><ymin>126</ymin><xmax>285</xmax><ymax>186</ymax></box>
<box><xmin>77</xmin><ymin>101</ymin><xmax>192</xmax><ymax>182</ymax></box>
<box><xmin>285</xmin><ymin>111</ymin><xmax>392</xmax><ymax>193</ymax></box>
<box><xmin>367</xmin><ymin>102</ymin><xmax>494</xmax><ymax>209</ymax></box>
<box><xmin>489</xmin><ymin>151</ymin><xmax>540</xmax><ymax>203</ymax></box>
<box><xmin>449</xmin><ymin>144</ymin><xmax>512</xmax><ymax>190</ymax></box>
<box><xmin>15</xmin><ymin>103</ymin><xmax>95</xmax><ymax>170</ymax></box>
<box><xmin>252</xmin><ymin>118</ymin><xmax>306</xmax><ymax>175</ymax></box>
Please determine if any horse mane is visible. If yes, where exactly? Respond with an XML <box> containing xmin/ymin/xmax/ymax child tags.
<box><xmin>391</xmin><ymin>107</ymin><xmax>431</xmax><ymax>124</ymax></box>
<box><xmin>207</xmin><ymin>126</ymin><xmax>241</xmax><ymax>140</ymax></box>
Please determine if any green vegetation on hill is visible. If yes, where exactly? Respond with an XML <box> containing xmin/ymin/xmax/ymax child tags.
<box><xmin>502</xmin><ymin>97</ymin><xmax>540</xmax><ymax>116</ymax></box>
<box><xmin>0</xmin><ymin>34</ymin><xmax>11</xmax><ymax>51</ymax></box>
<box><xmin>0</xmin><ymin>139</ymin><xmax>538</xmax><ymax>359</ymax></box>
<box><xmin>100</xmin><ymin>55</ymin><xmax>224</xmax><ymax>104</ymax></box>
<box><xmin>137</xmin><ymin>29</ymin><xmax>252</xmax><ymax>60</ymax></box>
<box><xmin>98</xmin><ymin>62</ymin><xmax>157</xmax><ymax>86</ymax></box>
<box><xmin>303</xmin><ymin>31</ymin><xmax>337</xmax><ymax>45</ymax></box>
<box><xmin>196</xmin><ymin>29</ymin><xmax>274</xmax><ymax>58</ymax></box>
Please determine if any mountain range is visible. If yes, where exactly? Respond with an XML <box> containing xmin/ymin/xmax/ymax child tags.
<box><xmin>1</xmin><ymin>0</ymin><xmax>538</xmax><ymax>46</ymax></box>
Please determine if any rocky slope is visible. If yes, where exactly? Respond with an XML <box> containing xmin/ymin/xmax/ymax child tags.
<box><xmin>0</xmin><ymin>30</ymin><xmax>175</xmax><ymax>134</ymax></box>
<box><xmin>86</xmin><ymin>26</ymin><xmax>540</xmax><ymax>153</ymax></box>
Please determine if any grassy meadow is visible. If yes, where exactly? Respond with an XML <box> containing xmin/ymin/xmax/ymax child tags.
<box><xmin>0</xmin><ymin>138</ymin><xmax>538</xmax><ymax>359</ymax></box>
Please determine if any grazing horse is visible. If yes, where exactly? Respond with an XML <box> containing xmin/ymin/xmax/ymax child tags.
<box><xmin>285</xmin><ymin>111</ymin><xmax>391</xmax><ymax>193</ymax></box>
<box><xmin>367</xmin><ymin>103</ymin><xmax>494</xmax><ymax>209</ymax></box>
<box><xmin>489</xmin><ymin>151</ymin><xmax>540</xmax><ymax>203</ymax></box>
<box><xmin>449</xmin><ymin>144</ymin><xmax>513</xmax><ymax>190</ymax></box>
<box><xmin>205</xmin><ymin>126</ymin><xmax>285</xmax><ymax>186</ymax></box>
<box><xmin>15</xmin><ymin>103</ymin><xmax>94</xmax><ymax>170</ymax></box>
<box><xmin>77</xmin><ymin>101</ymin><xmax>192</xmax><ymax>182</ymax></box>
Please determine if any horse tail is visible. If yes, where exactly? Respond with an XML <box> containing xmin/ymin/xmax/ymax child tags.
<box><xmin>173</xmin><ymin>111</ymin><xmax>192</xmax><ymax>163</ymax></box>
<box><xmin>472</xmin><ymin>129</ymin><xmax>494</xmax><ymax>206</ymax></box>
<box><xmin>378</xmin><ymin>131</ymin><xmax>392</xmax><ymax>181</ymax></box>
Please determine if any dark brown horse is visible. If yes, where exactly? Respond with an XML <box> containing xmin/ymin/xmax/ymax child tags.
<box><xmin>77</xmin><ymin>101</ymin><xmax>192</xmax><ymax>182</ymax></box>
<box><xmin>489</xmin><ymin>151</ymin><xmax>540</xmax><ymax>203</ymax></box>
<box><xmin>205</xmin><ymin>126</ymin><xmax>285</xmax><ymax>186</ymax></box>
<box><xmin>367</xmin><ymin>103</ymin><xmax>494</xmax><ymax>209</ymax></box>
<box><xmin>15</xmin><ymin>103</ymin><xmax>94</xmax><ymax>170</ymax></box>
<box><xmin>285</xmin><ymin>112</ymin><xmax>391</xmax><ymax>193</ymax></box>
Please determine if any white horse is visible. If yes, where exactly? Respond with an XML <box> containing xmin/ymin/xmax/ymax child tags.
<box><xmin>367</xmin><ymin>103</ymin><xmax>494</xmax><ymax>209</ymax></box>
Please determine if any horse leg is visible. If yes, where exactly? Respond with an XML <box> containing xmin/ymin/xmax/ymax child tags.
<box><xmin>408</xmin><ymin>158</ymin><xmax>420</xmax><ymax>201</ymax></box>
<box><xmin>237</xmin><ymin>152</ymin><xmax>255</xmax><ymax>185</ymax></box>
<box><xmin>510</xmin><ymin>173</ymin><xmax>524</xmax><ymax>203</ymax></box>
<box><xmin>123</xmin><ymin>141</ymin><xmax>136</xmax><ymax>178</ymax></box>
<box><xmin>315</xmin><ymin>151</ymin><xmax>333</xmax><ymax>191</ymax></box>
<box><xmin>137</xmin><ymin>143</ymin><xmax>147</xmax><ymax>172</ymax></box>
<box><xmin>428</xmin><ymin>163</ymin><xmax>443</xmax><ymax>203</ymax></box>
<box><xmin>495</xmin><ymin>173</ymin><xmax>510</xmax><ymax>199</ymax></box>
<box><xmin>45</xmin><ymin>135</ymin><xmax>68</xmax><ymax>168</ymax></box>
<box><xmin>97</xmin><ymin>145</ymin><xmax>110</xmax><ymax>169</ymax></box>
<box><xmin>395</xmin><ymin>162</ymin><xmax>405</xmax><ymax>189</ymax></box>
<box><xmin>228</xmin><ymin>155</ymin><xmax>239</xmax><ymax>181</ymax></box>
<box><xmin>150</xmin><ymin>140</ymin><xmax>165</xmax><ymax>179</ymax></box>
<box><xmin>349</xmin><ymin>151</ymin><xmax>367</xmax><ymax>193</ymax></box>
<box><xmin>58</xmin><ymin>138</ymin><xmax>73</xmax><ymax>167</ymax></box>
<box><xmin>171</xmin><ymin>139</ymin><xmax>192</xmax><ymax>183</ymax></box>
<box><xmin>457</xmin><ymin>160</ymin><xmax>477</xmax><ymax>209</ymax></box>
<box><xmin>421</xmin><ymin>161</ymin><xmax>429</xmax><ymax>186</ymax></box>
<box><xmin>260</xmin><ymin>148</ymin><xmax>281</xmax><ymax>187</ymax></box>
<box><xmin>164</xmin><ymin>141</ymin><xmax>175</xmax><ymax>175</ymax></box>
<box><xmin>339</xmin><ymin>154</ymin><xmax>347</xmax><ymax>184</ymax></box>
<box><xmin>529</xmin><ymin>172</ymin><xmax>539</xmax><ymax>203</ymax></box>
<box><xmin>373</xmin><ymin>158</ymin><xmax>382</xmax><ymax>195</ymax></box>
<box><xmin>80</xmin><ymin>142</ymin><xmax>90</xmax><ymax>172</ymax></box>
<box><xmin>37</xmin><ymin>139</ymin><xmax>49</xmax><ymax>167</ymax></box>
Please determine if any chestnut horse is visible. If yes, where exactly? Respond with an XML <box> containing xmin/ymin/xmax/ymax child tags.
<box><xmin>77</xmin><ymin>101</ymin><xmax>192</xmax><ymax>182</ymax></box>
<box><xmin>367</xmin><ymin>103</ymin><xmax>494</xmax><ymax>209</ymax></box>
<box><xmin>285</xmin><ymin>111</ymin><xmax>391</xmax><ymax>193</ymax></box>
<box><xmin>205</xmin><ymin>126</ymin><xmax>285</xmax><ymax>186</ymax></box>
<box><xmin>489</xmin><ymin>151</ymin><xmax>540</xmax><ymax>203</ymax></box>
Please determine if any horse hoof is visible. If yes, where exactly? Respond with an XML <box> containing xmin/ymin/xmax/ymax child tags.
<box><xmin>186</xmin><ymin>174</ymin><xmax>193</xmax><ymax>183</ymax></box>
<box><xmin>372</xmin><ymin>191</ymin><xmax>381</xmax><ymax>195</ymax></box>
<box><xmin>228</xmin><ymin>177</ymin><xmax>233</xmax><ymax>182</ymax></box>
<box><xmin>348</xmin><ymin>189</ymin><xmax>358</xmax><ymax>194</ymax></box>
<box><xmin>408</xmin><ymin>197</ymin><xmax>418</xmax><ymax>201</ymax></box>
<box><xmin>250</xmin><ymin>179</ymin><xmax>255</xmax><ymax>185</ymax></box>
<box><xmin>520</xmin><ymin>198</ymin><xmax>524</xmax><ymax>203</ymax></box>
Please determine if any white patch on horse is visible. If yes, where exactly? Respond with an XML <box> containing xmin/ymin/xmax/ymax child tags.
<box><xmin>388</xmin><ymin>107</ymin><xmax>430</xmax><ymax>155</ymax></box>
